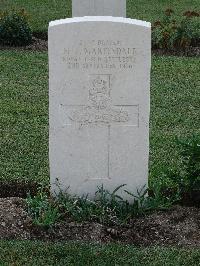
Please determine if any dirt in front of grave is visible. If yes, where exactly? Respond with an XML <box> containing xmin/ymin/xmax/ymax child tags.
<box><xmin>0</xmin><ymin>197</ymin><xmax>199</xmax><ymax>247</ymax></box>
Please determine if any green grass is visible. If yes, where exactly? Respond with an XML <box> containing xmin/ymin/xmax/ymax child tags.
<box><xmin>0</xmin><ymin>51</ymin><xmax>49</xmax><ymax>184</ymax></box>
<box><xmin>150</xmin><ymin>55</ymin><xmax>200</xmax><ymax>183</ymax></box>
<box><xmin>0</xmin><ymin>0</ymin><xmax>199</xmax><ymax>32</ymax></box>
<box><xmin>0</xmin><ymin>241</ymin><xmax>200</xmax><ymax>265</ymax></box>
<box><xmin>0</xmin><ymin>51</ymin><xmax>199</xmax><ymax>185</ymax></box>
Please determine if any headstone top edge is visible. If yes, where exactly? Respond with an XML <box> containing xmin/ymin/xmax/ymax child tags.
<box><xmin>72</xmin><ymin>0</ymin><xmax>126</xmax><ymax>18</ymax></box>
<box><xmin>49</xmin><ymin>16</ymin><xmax>151</xmax><ymax>28</ymax></box>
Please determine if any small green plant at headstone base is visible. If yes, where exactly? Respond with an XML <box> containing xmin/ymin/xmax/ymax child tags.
<box><xmin>152</xmin><ymin>9</ymin><xmax>200</xmax><ymax>49</ymax></box>
<box><xmin>26</xmin><ymin>186</ymin><xmax>60</xmax><ymax>228</ymax></box>
<box><xmin>26</xmin><ymin>183</ymin><xmax>177</xmax><ymax>228</ymax></box>
<box><xmin>0</xmin><ymin>9</ymin><xmax>32</xmax><ymax>46</ymax></box>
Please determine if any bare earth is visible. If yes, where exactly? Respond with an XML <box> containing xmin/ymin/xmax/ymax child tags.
<box><xmin>0</xmin><ymin>197</ymin><xmax>199</xmax><ymax>247</ymax></box>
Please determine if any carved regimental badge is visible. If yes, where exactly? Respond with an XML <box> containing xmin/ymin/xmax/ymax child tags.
<box><xmin>69</xmin><ymin>74</ymin><xmax>129</xmax><ymax>125</ymax></box>
<box><xmin>59</xmin><ymin>74</ymin><xmax>139</xmax><ymax>180</ymax></box>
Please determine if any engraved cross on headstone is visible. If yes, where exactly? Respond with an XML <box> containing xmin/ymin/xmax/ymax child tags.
<box><xmin>61</xmin><ymin>74</ymin><xmax>139</xmax><ymax>180</ymax></box>
<box><xmin>72</xmin><ymin>0</ymin><xmax>126</xmax><ymax>18</ymax></box>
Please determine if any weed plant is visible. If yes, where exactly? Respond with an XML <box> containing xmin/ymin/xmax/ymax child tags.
<box><xmin>0</xmin><ymin>9</ymin><xmax>32</xmax><ymax>46</ymax></box>
<box><xmin>150</xmin><ymin>134</ymin><xmax>200</xmax><ymax>201</ymax></box>
<box><xmin>26</xmin><ymin>186</ymin><xmax>60</xmax><ymax>228</ymax></box>
<box><xmin>176</xmin><ymin>134</ymin><xmax>200</xmax><ymax>192</ymax></box>
<box><xmin>26</xmin><ymin>183</ymin><xmax>179</xmax><ymax>228</ymax></box>
<box><xmin>152</xmin><ymin>9</ymin><xmax>199</xmax><ymax>49</ymax></box>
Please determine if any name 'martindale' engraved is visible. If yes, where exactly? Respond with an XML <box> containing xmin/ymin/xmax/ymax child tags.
<box><xmin>68</xmin><ymin>75</ymin><xmax>129</xmax><ymax>125</ymax></box>
<box><xmin>63</xmin><ymin>39</ymin><xmax>136</xmax><ymax>70</ymax></box>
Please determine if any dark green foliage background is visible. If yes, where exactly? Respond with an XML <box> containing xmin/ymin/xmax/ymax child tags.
<box><xmin>0</xmin><ymin>0</ymin><xmax>199</xmax><ymax>32</ymax></box>
<box><xmin>0</xmin><ymin>11</ymin><xmax>32</xmax><ymax>46</ymax></box>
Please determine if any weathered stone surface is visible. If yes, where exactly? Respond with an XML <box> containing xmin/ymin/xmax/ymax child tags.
<box><xmin>72</xmin><ymin>0</ymin><xmax>126</xmax><ymax>17</ymax></box>
<box><xmin>49</xmin><ymin>17</ymin><xmax>151</xmax><ymax>200</ymax></box>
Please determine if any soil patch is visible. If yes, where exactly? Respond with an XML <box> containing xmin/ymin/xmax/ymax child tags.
<box><xmin>0</xmin><ymin>197</ymin><xmax>199</xmax><ymax>247</ymax></box>
<box><xmin>0</xmin><ymin>37</ymin><xmax>200</xmax><ymax>57</ymax></box>
<box><xmin>0</xmin><ymin>182</ymin><xmax>39</xmax><ymax>198</ymax></box>
<box><xmin>0</xmin><ymin>37</ymin><xmax>48</xmax><ymax>52</ymax></box>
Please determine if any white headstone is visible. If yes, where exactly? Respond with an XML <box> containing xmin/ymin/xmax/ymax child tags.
<box><xmin>72</xmin><ymin>0</ymin><xmax>126</xmax><ymax>17</ymax></box>
<box><xmin>49</xmin><ymin>17</ymin><xmax>151</xmax><ymax>201</ymax></box>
